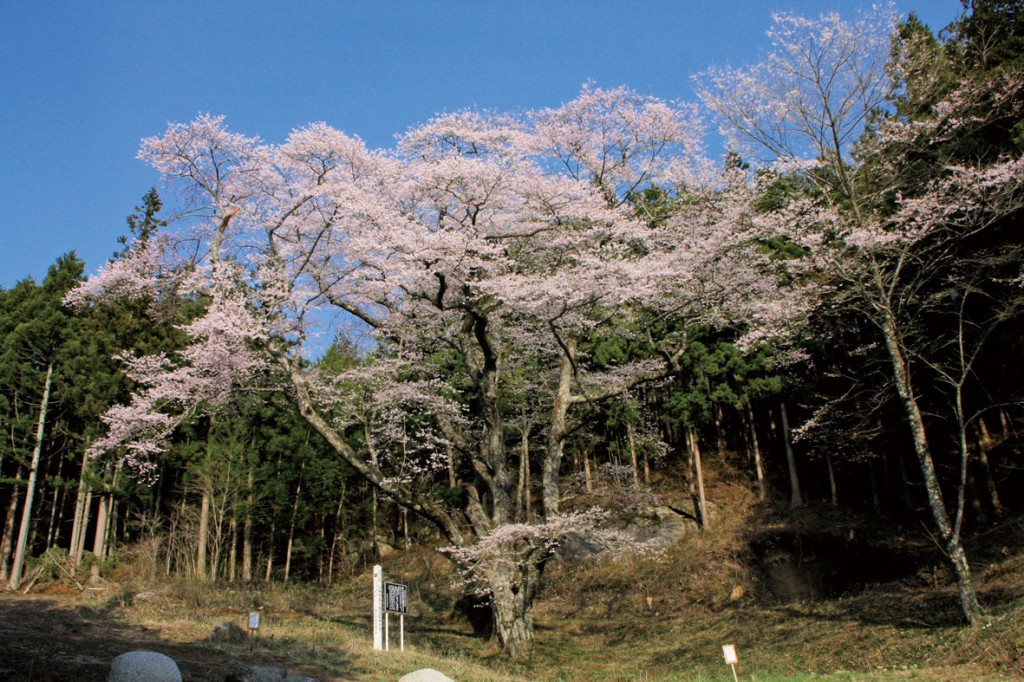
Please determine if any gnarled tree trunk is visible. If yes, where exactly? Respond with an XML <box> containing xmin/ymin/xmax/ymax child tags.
<box><xmin>483</xmin><ymin>544</ymin><xmax>548</xmax><ymax>659</ymax></box>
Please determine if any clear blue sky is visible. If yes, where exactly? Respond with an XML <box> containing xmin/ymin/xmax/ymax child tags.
<box><xmin>0</xmin><ymin>0</ymin><xmax>963</xmax><ymax>289</ymax></box>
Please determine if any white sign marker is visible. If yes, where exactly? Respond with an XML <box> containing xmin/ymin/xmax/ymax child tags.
<box><xmin>722</xmin><ymin>644</ymin><xmax>739</xmax><ymax>682</ymax></box>
<box><xmin>248</xmin><ymin>611</ymin><xmax>261</xmax><ymax>631</ymax></box>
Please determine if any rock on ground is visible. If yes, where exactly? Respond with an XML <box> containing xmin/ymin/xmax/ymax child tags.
<box><xmin>622</xmin><ymin>505</ymin><xmax>701</xmax><ymax>548</ymax></box>
<box><xmin>398</xmin><ymin>669</ymin><xmax>455</xmax><ymax>682</ymax></box>
<box><xmin>558</xmin><ymin>506</ymin><xmax>701</xmax><ymax>563</ymax></box>
<box><xmin>224</xmin><ymin>664</ymin><xmax>318</xmax><ymax>681</ymax></box>
<box><xmin>108</xmin><ymin>651</ymin><xmax>182</xmax><ymax>682</ymax></box>
<box><xmin>211</xmin><ymin>620</ymin><xmax>248</xmax><ymax>643</ymax></box>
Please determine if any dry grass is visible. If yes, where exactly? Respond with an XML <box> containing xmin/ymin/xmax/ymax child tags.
<box><xmin>19</xmin><ymin>497</ymin><xmax>1024</xmax><ymax>680</ymax></box>
<box><xmin>510</xmin><ymin>504</ymin><xmax>1024</xmax><ymax>682</ymax></box>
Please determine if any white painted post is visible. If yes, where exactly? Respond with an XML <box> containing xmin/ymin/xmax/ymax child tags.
<box><xmin>400</xmin><ymin>613</ymin><xmax>405</xmax><ymax>652</ymax></box>
<box><xmin>385</xmin><ymin>612</ymin><xmax>390</xmax><ymax>651</ymax></box>
<box><xmin>373</xmin><ymin>565</ymin><xmax>383</xmax><ymax>651</ymax></box>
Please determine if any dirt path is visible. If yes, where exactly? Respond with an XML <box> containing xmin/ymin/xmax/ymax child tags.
<box><xmin>0</xmin><ymin>595</ymin><xmax>346</xmax><ymax>681</ymax></box>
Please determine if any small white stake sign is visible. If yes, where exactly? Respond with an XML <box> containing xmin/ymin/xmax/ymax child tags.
<box><xmin>248</xmin><ymin>611</ymin><xmax>261</xmax><ymax>642</ymax></box>
<box><xmin>722</xmin><ymin>644</ymin><xmax>739</xmax><ymax>682</ymax></box>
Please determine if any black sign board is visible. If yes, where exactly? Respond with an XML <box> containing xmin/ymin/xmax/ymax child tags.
<box><xmin>384</xmin><ymin>582</ymin><xmax>408</xmax><ymax>614</ymax></box>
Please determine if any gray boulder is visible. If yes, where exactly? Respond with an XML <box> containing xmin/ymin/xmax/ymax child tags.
<box><xmin>554</xmin><ymin>531</ymin><xmax>606</xmax><ymax>563</ymax></box>
<box><xmin>211</xmin><ymin>620</ymin><xmax>248</xmax><ymax>643</ymax></box>
<box><xmin>621</xmin><ymin>505</ymin><xmax>700</xmax><ymax>548</ymax></box>
<box><xmin>557</xmin><ymin>506</ymin><xmax>700</xmax><ymax>563</ymax></box>
<box><xmin>108</xmin><ymin>651</ymin><xmax>182</xmax><ymax>682</ymax></box>
<box><xmin>399</xmin><ymin>669</ymin><xmax>455</xmax><ymax>682</ymax></box>
<box><xmin>224</xmin><ymin>664</ymin><xmax>317</xmax><ymax>682</ymax></box>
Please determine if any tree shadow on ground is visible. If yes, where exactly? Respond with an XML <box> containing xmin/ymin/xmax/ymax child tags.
<box><xmin>0</xmin><ymin>595</ymin><xmax>356</xmax><ymax>681</ymax></box>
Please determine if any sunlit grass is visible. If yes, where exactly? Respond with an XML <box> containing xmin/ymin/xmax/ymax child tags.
<box><xmin>84</xmin><ymin>508</ymin><xmax>1024</xmax><ymax>680</ymax></box>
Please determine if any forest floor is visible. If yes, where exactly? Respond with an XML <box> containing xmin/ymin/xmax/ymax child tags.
<box><xmin>5</xmin><ymin>500</ymin><xmax>1024</xmax><ymax>680</ymax></box>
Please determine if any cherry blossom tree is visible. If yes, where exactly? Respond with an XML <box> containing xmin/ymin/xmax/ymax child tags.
<box><xmin>694</xmin><ymin>3</ymin><xmax>898</xmax><ymax>222</ymax></box>
<box><xmin>698</xmin><ymin>5</ymin><xmax>1024</xmax><ymax>624</ymax></box>
<box><xmin>69</xmin><ymin>86</ymin><xmax>799</xmax><ymax>656</ymax></box>
<box><xmin>776</xmin><ymin>152</ymin><xmax>1023</xmax><ymax>623</ymax></box>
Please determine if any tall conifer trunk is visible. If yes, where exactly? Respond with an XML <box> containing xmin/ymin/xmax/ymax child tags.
<box><xmin>745</xmin><ymin>405</ymin><xmax>767</xmax><ymax>501</ymax></box>
<box><xmin>76</xmin><ymin>491</ymin><xmax>92</xmax><ymax>565</ymax></box>
<box><xmin>826</xmin><ymin>454</ymin><xmax>839</xmax><ymax>506</ymax></box>
<box><xmin>686</xmin><ymin>426</ymin><xmax>709</xmax><ymax>529</ymax></box>
<box><xmin>45</xmin><ymin>454</ymin><xmax>65</xmax><ymax>550</ymax></box>
<box><xmin>243</xmin><ymin>465</ymin><xmax>254</xmax><ymax>582</ymax></box>
<box><xmin>92</xmin><ymin>492</ymin><xmax>109</xmax><ymax>561</ymax></box>
<box><xmin>0</xmin><ymin>466</ymin><xmax>23</xmax><ymax>581</ymax></box>
<box><xmin>9</xmin><ymin>363</ymin><xmax>53</xmax><ymax>589</ymax></box>
<box><xmin>975</xmin><ymin>418</ymin><xmax>1004</xmax><ymax>517</ymax></box>
<box><xmin>328</xmin><ymin>478</ymin><xmax>346</xmax><ymax>584</ymax></box>
<box><xmin>69</xmin><ymin>455</ymin><xmax>90</xmax><ymax>565</ymax></box>
<box><xmin>284</xmin><ymin>464</ymin><xmax>304</xmax><ymax>584</ymax></box>
<box><xmin>228</xmin><ymin>513</ymin><xmax>238</xmax><ymax>582</ymax></box>
<box><xmin>779</xmin><ymin>402</ymin><xmax>803</xmax><ymax>508</ymax></box>
<box><xmin>197</xmin><ymin>490</ymin><xmax>211</xmax><ymax>580</ymax></box>
<box><xmin>264</xmin><ymin>521</ymin><xmax>275</xmax><ymax>582</ymax></box>
<box><xmin>627</xmin><ymin>421</ymin><xmax>640</xmax><ymax>488</ymax></box>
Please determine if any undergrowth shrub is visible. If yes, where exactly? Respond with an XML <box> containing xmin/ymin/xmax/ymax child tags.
<box><xmin>111</xmin><ymin>536</ymin><xmax>164</xmax><ymax>585</ymax></box>
<box><xmin>22</xmin><ymin>547</ymin><xmax>87</xmax><ymax>592</ymax></box>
